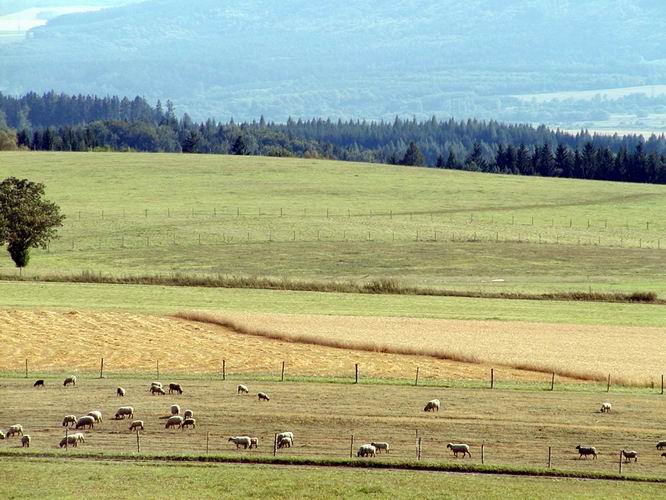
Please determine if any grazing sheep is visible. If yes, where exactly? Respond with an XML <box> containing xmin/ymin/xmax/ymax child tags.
<box><xmin>447</xmin><ymin>443</ymin><xmax>471</xmax><ymax>458</ymax></box>
<box><xmin>357</xmin><ymin>444</ymin><xmax>377</xmax><ymax>458</ymax></box>
<box><xmin>237</xmin><ymin>384</ymin><xmax>249</xmax><ymax>395</ymax></box>
<box><xmin>75</xmin><ymin>416</ymin><xmax>95</xmax><ymax>430</ymax></box>
<box><xmin>165</xmin><ymin>416</ymin><xmax>183</xmax><ymax>429</ymax></box>
<box><xmin>277</xmin><ymin>436</ymin><xmax>292</xmax><ymax>449</ymax></box>
<box><xmin>576</xmin><ymin>445</ymin><xmax>598</xmax><ymax>459</ymax></box>
<box><xmin>180</xmin><ymin>418</ymin><xmax>196</xmax><ymax>430</ymax></box>
<box><xmin>622</xmin><ymin>450</ymin><xmax>638</xmax><ymax>462</ymax></box>
<box><xmin>258</xmin><ymin>392</ymin><xmax>270</xmax><ymax>401</ymax></box>
<box><xmin>150</xmin><ymin>386</ymin><xmax>166</xmax><ymax>396</ymax></box>
<box><xmin>129</xmin><ymin>420</ymin><xmax>144</xmax><ymax>432</ymax></box>
<box><xmin>371</xmin><ymin>442</ymin><xmax>390</xmax><ymax>453</ymax></box>
<box><xmin>63</xmin><ymin>376</ymin><xmax>76</xmax><ymax>387</ymax></box>
<box><xmin>600</xmin><ymin>402</ymin><xmax>612</xmax><ymax>413</ymax></box>
<box><xmin>5</xmin><ymin>425</ymin><xmax>23</xmax><ymax>438</ymax></box>
<box><xmin>424</xmin><ymin>399</ymin><xmax>440</xmax><ymax>412</ymax></box>
<box><xmin>71</xmin><ymin>432</ymin><xmax>85</xmax><ymax>443</ymax></box>
<box><xmin>115</xmin><ymin>407</ymin><xmax>134</xmax><ymax>420</ymax></box>
<box><xmin>33</xmin><ymin>380</ymin><xmax>45</xmax><ymax>388</ymax></box>
<box><xmin>21</xmin><ymin>435</ymin><xmax>30</xmax><ymax>447</ymax></box>
<box><xmin>59</xmin><ymin>435</ymin><xmax>78</xmax><ymax>448</ymax></box>
<box><xmin>150</xmin><ymin>382</ymin><xmax>162</xmax><ymax>390</ymax></box>
<box><xmin>183</xmin><ymin>410</ymin><xmax>194</xmax><ymax>419</ymax></box>
<box><xmin>277</xmin><ymin>431</ymin><xmax>294</xmax><ymax>444</ymax></box>
<box><xmin>228</xmin><ymin>436</ymin><xmax>252</xmax><ymax>449</ymax></box>
<box><xmin>87</xmin><ymin>410</ymin><xmax>103</xmax><ymax>423</ymax></box>
<box><xmin>0</xmin><ymin>431</ymin><xmax>4</xmax><ymax>440</ymax></box>
<box><xmin>249</xmin><ymin>437</ymin><xmax>259</xmax><ymax>449</ymax></box>
<box><xmin>117</xmin><ymin>387</ymin><xmax>126</xmax><ymax>397</ymax></box>
<box><xmin>62</xmin><ymin>415</ymin><xmax>77</xmax><ymax>427</ymax></box>
<box><xmin>168</xmin><ymin>383</ymin><xmax>183</xmax><ymax>395</ymax></box>
<box><xmin>656</xmin><ymin>440</ymin><xmax>666</xmax><ymax>450</ymax></box>
<box><xmin>170</xmin><ymin>404</ymin><xmax>180</xmax><ymax>416</ymax></box>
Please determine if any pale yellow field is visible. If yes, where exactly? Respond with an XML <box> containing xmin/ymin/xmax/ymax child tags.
<box><xmin>0</xmin><ymin>309</ymin><xmax>548</xmax><ymax>383</ymax></box>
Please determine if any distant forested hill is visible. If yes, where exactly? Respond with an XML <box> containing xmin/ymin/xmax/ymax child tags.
<box><xmin>2</xmin><ymin>1</ymin><xmax>666</xmax><ymax>126</ymax></box>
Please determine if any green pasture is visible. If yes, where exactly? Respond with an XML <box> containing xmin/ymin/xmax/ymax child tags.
<box><xmin>0</xmin><ymin>281</ymin><xmax>663</xmax><ymax>326</ymax></box>
<box><xmin>0</xmin><ymin>151</ymin><xmax>665</xmax><ymax>294</ymax></box>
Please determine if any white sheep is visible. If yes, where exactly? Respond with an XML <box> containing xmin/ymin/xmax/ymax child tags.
<box><xmin>151</xmin><ymin>381</ymin><xmax>162</xmax><ymax>388</ymax></box>
<box><xmin>170</xmin><ymin>404</ymin><xmax>180</xmax><ymax>416</ymax></box>
<box><xmin>237</xmin><ymin>384</ymin><xmax>249</xmax><ymax>395</ymax></box>
<box><xmin>600</xmin><ymin>402</ymin><xmax>612</xmax><ymax>413</ymax></box>
<box><xmin>228</xmin><ymin>436</ymin><xmax>252</xmax><ymax>449</ymax></box>
<box><xmin>0</xmin><ymin>431</ymin><xmax>4</xmax><ymax>440</ymax></box>
<box><xmin>371</xmin><ymin>442</ymin><xmax>390</xmax><ymax>453</ymax></box>
<box><xmin>180</xmin><ymin>418</ymin><xmax>196</xmax><ymax>430</ymax></box>
<box><xmin>576</xmin><ymin>445</ymin><xmax>598</xmax><ymax>459</ymax></box>
<box><xmin>150</xmin><ymin>385</ymin><xmax>166</xmax><ymax>395</ymax></box>
<box><xmin>62</xmin><ymin>415</ymin><xmax>77</xmax><ymax>427</ymax></box>
<box><xmin>424</xmin><ymin>399</ymin><xmax>440</xmax><ymax>412</ymax></box>
<box><xmin>75</xmin><ymin>416</ymin><xmax>95</xmax><ymax>430</ymax></box>
<box><xmin>59</xmin><ymin>435</ymin><xmax>78</xmax><ymax>448</ymax></box>
<box><xmin>129</xmin><ymin>420</ymin><xmax>144</xmax><ymax>432</ymax></box>
<box><xmin>165</xmin><ymin>416</ymin><xmax>184</xmax><ymax>429</ymax></box>
<box><xmin>250</xmin><ymin>437</ymin><xmax>259</xmax><ymax>449</ymax></box>
<box><xmin>183</xmin><ymin>410</ymin><xmax>194</xmax><ymax>419</ymax></box>
<box><xmin>656</xmin><ymin>440</ymin><xmax>666</xmax><ymax>450</ymax></box>
<box><xmin>447</xmin><ymin>443</ymin><xmax>471</xmax><ymax>458</ymax></box>
<box><xmin>115</xmin><ymin>406</ymin><xmax>134</xmax><ymax>420</ymax></box>
<box><xmin>21</xmin><ymin>435</ymin><xmax>30</xmax><ymax>448</ymax></box>
<box><xmin>5</xmin><ymin>425</ymin><xmax>23</xmax><ymax>438</ymax></box>
<box><xmin>258</xmin><ymin>392</ymin><xmax>270</xmax><ymax>401</ymax></box>
<box><xmin>117</xmin><ymin>387</ymin><xmax>126</xmax><ymax>397</ymax></box>
<box><xmin>277</xmin><ymin>436</ymin><xmax>292</xmax><ymax>449</ymax></box>
<box><xmin>357</xmin><ymin>444</ymin><xmax>377</xmax><ymax>457</ymax></box>
<box><xmin>622</xmin><ymin>449</ymin><xmax>638</xmax><ymax>462</ymax></box>
<box><xmin>63</xmin><ymin>375</ymin><xmax>77</xmax><ymax>387</ymax></box>
<box><xmin>72</xmin><ymin>432</ymin><xmax>86</xmax><ymax>443</ymax></box>
<box><xmin>277</xmin><ymin>431</ymin><xmax>294</xmax><ymax>444</ymax></box>
<box><xmin>87</xmin><ymin>410</ymin><xmax>103</xmax><ymax>423</ymax></box>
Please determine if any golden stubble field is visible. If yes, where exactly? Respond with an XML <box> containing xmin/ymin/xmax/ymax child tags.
<box><xmin>1</xmin><ymin>377</ymin><xmax>666</xmax><ymax>478</ymax></box>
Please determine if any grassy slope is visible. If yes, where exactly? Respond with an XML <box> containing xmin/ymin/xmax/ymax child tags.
<box><xmin>3</xmin><ymin>459</ymin><xmax>665</xmax><ymax>499</ymax></box>
<box><xmin>1</xmin><ymin>281</ymin><xmax>664</xmax><ymax>326</ymax></box>
<box><xmin>1</xmin><ymin>151</ymin><xmax>665</xmax><ymax>294</ymax></box>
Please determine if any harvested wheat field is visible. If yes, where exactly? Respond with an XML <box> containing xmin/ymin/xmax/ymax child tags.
<box><xmin>0</xmin><ymin>309</ymin><xmax>555</xmax><ymax>383</ymax></box>
<box><xmin>183</xmin><ymin>311</ymin><xmax>666</xmax><ymax>385</ymax></box>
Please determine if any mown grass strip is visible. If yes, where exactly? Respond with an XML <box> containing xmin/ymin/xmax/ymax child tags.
<box><xmin>0</xmin><ymin>272</ymin><xmax>662</xmax><ymax>305</ymax></box>
<box><xmin>2</xmin><ymin>450</ymin><xmax>665</xmax><ymax>483</ymax></box>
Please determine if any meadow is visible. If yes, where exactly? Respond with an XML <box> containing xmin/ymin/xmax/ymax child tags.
<box><xmin>0</xmin><ymin>152</ymin><xmax>664</xmax><ymax>295</ymax></box>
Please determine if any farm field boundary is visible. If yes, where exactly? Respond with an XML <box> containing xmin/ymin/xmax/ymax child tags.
<box><xmin>1</xmin><ymin>451</ymin><xmax>665</xmax><ymax>484</ymax></box>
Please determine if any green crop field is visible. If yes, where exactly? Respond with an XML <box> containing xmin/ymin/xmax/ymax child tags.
<box><xmin>1</xmin><ymin>151</ymin><xmax>665</xmax><ymax>295</ymax></box>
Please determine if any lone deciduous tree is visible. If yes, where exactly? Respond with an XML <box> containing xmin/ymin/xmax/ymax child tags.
<box><xmin>0</xmin><ymin>177</ymin><xmax>65</xmax><ymax>268</ymax></box>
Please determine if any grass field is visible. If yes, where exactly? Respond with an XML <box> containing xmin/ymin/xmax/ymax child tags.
<box><xmin>1</xmin><ymin>151</ymin><xmax>665</xmax><ymax>295</ymax></box>
<box><xmin>4</xmin><ymin>459</ymin><xmax>666</xmax><ymax>499</ymax></box>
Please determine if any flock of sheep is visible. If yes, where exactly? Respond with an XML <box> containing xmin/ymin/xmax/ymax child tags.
<box><xmin>4</xmin><ymin>379</ymin><xmax>666</xmax><ymax>464</ymax></box>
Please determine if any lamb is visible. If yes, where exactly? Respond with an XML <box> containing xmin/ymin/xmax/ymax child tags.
<box><xmin>183</xmin><ymin>410</ymin><xmax>194</xmax><ymax>419</ymax></box>
<box><xmin>117</xmin><ymin>387</ymin><xmax>126</xmax><ymax>397</ymax></box>
<box><xmin>656</xmin><ymin>440</ymin><xmax>666</xmax><ymax>450</ymax></box>
<box><xmin>115</xmin><ymin>406</ymin><xmax>134</xmax><ymax>420</ymax></box>
<box><xmin>237</xmin><ymin>384</ymin><xmax>249</xmax><ymax>395</ymax></box>
<box><xmin>180</xmin><ymin>418</ymin><xmax>196</xmax><ymax>430</ymax></box>
<box><xmin>62</xmin><ymin>415</ymin><xmax>77</xmax><ymax>427</ymax></box>
<box><xmin>59</xmin><ymin>435</ymin><xmax>78</xmax><ymax>448</ymax></box>
<box><xmin>424</xmin><ymin>399</ymin><xmax>440</xmax><ymax>412</ymax></box>
<box><xmin>21</xmin><ymin>435</ymin><xmax>31</xmax><ymax>447</ymax></box>
<box><xmin>33</xmin><ymin>379</ymin><xmax>45</xmax><ymax>388</ymax></box>
<box><xmin>71</xmin><ymin>432</ymin><xmax>85</xmax><ymax>443</ymax></box>
<box><xmin>150</xmin><ymin>385</ymin><xmax>166</xmax><ymax>396</ymax></box>
<box><xmin>87</xmin><ymin>410</ymin><xmax>103</xmax><ymax>423</ymax></box>
<box><xmin>129</xmin><ymin>420</ymin><xmax>144</xmax><ymax>432</ymax></box>
<box><xmin>75</xmin><ymin>416</ymin><xmax>95</xmax><ymax>430</ymax></box>
<box><xmin>447</xmin><ymin>443</ymin><xmax>471</xmax><ymax>458</ymax></box>
<box><xmin>622</xmin><ymin>449</ymin><xmax>638</xmax><ymax>462</ymax></box>
<box><xmin>357</xmin><ymin>444</ymin><xmax>377</xmax><ymax>458</ymax></box>
<box><xmin>63</xmin><ymin>376</ymin><xmax>77</xmax><ymax>387</ymax></box>
<box><xmin>165</xmin><ymin>416</ymin><xmax>184</xmax><ymax>429</ymax></box>
<box><xmin>371</xmin><ymin>442</ymin><xmax>390</xmax><ymax>454</ymax></box>
<box><xmin>249</xmin><ymin>437</ymin><xmax>259</xmax><ymax>449</ymax></box>
<box><xmin>600</xmin><ymin>402</ymin><xmax>612</xmax><ymax>413</ymax></box>
<box><xmin>576</xmin><ymin>445</ymin><xmax>598</xmax><ymax>459</ymax></box>
<box><xmin>5</xmin><ymin>425</ymin><xmax>23</xmax><ymax>438</ymax></box>
<box><xmin>170</xmin><ymin>404</ymin><xmax>180</xmax><ymax>416</ymax></box>
<box><xmin>277</xmin><ymin>436</ymin><xmax>292</xmax><ymax>449</ymax></box>
<box><xmin>228</xmin><ymin>436</ymin><xmax>252</xmax><ymax>449</ymax></box>
<box><xmin>168</xmin><ymin>383</ymin><xmax>183</xmax><ymax>395</ymax></box>
<box><xmin>277</xmin><ymin>431</ymin><xmax>294</xmax><ymax>444</ymax></box>
<box><xmin>258</xmin><ymin>392</ymin><xmax>270</xmax><ymax>401</ymax></box>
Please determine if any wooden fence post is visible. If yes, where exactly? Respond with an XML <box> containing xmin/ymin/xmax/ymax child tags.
<box><xmin>607</xmin><ymin>374</ymin><xmax>611</xmax><ymax>392</ymax></box>
<box><xmin>99</xmin><ymin>358</ymin><xmax>104</xmax><ymax>379</ymax></box>
<box><xmin>273</xmin><ymin>434</ymin><xmax>278</xmax><ymax>457</ymax></box>
<box><xmin>661</xmin><ymin>374</ymin><xmax>664</xmax><ymax>395</ymax></box>
<box><xmin>136</xmin><ymin>430</ymin><xmax>140</xmax><ymax>453</ymax></box>
<box><xmin>355</xmin><ymin>364</ymin><xmax>359</xmax><ymax>384</ymax></box>
<box><xmin>490</xmin><ymin>368</ymin><xmax>494</xmax><ymax>389</ymax></box>
<box><xmin>550</xmin><ymin>373</ymin><xmax>555</xmax><ymax>391</ymax></box>
<box><xmin>417</xmin><ymin>437</ymin><xmax>422</xmax><ymax>460</ymax></box>
<box><xmin>618</xmin><ymin>450</ymin><xmax>623</xmax><ymax>474</ymax></box>
<box><xmin>206</xmin><ymin>431</ymin><xmax>210</xmax><ymax>454</ymax></box>
<box><xmin>281</xmin><ymin>361</ymin><xmax>285</xmax><ymax>382</ymax></box>
<box><xmin>415</xmin><ymin>367</ymin><xmax>419</xmax><ymax>386</ymax></box>
<box><xmin>65</xmin><ymin>428</ymin><xmax>68</xmax><ymax>451</ymax></box>
<box><xmin>350</xmin><ymin>434</ymin><xmax>354</xmax><ymax>458</ymax></box>
<box><xmin>25</xmin><ymin>359</ymin><xmax>28</xmax><ymax>379</ymax></box>
<box><xmin>548</xmin><ymin>446</ymin><xmax>552</xmax><ymax>468</ymax></box>
<box><xmin>222</xmin><ymin>360</ymin><xmax>226</xmax><ymax>381</ymax></box>
<box><xmin>481</xmin><ymin>443</ymin><xmax>485</xmax><ymax>465</ymax></box>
